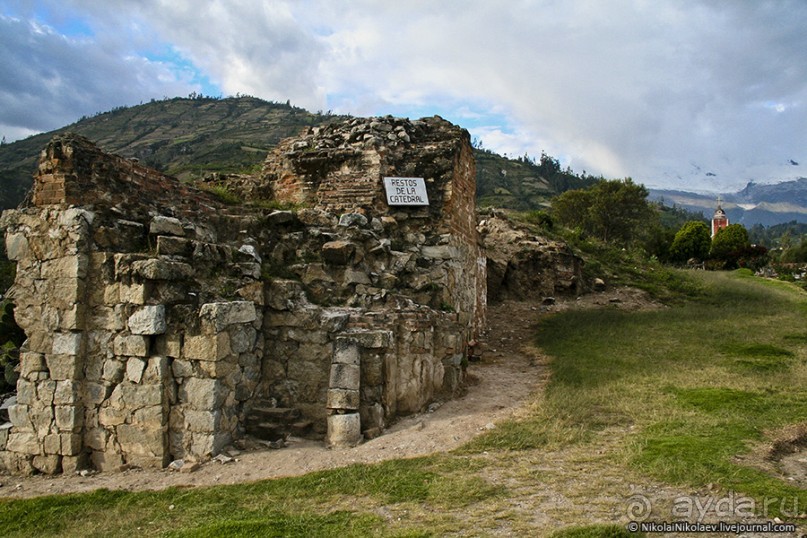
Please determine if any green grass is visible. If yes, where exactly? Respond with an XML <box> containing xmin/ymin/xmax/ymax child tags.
<box><xmin>0</xmin><ymin>457</ymin><xmax>502</xmax><ymax>537</ymax></box>
<box><xmin>548</xmin><ymin>525</ymin><xmax>645</xmax><ymax>538</ymax></box>
<box><xmin>469</xmin><ymin>270</ymin><xmax>807</xmax><ymax>517</ymax></box>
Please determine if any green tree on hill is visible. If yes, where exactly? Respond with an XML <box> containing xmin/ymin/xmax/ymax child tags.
<box><xmin>552</xmin><ymin>178</ymin><xmax>651</xmax><ymax>245</ymax></box>
<box><xmin>710</xmin><ymin>223</ymin><xmax>751</xmax><ymax>268</ymax></box>
<box><xmin>669</xmin><ymin>221</ymin><xmax>711</xmax><ymax>263</ymax></box>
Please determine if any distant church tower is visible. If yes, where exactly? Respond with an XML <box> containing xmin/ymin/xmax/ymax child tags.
<box><xmin>711</xmin><ymin>197</ymin><xmax>729</xmax><ymax>238</ymax></box>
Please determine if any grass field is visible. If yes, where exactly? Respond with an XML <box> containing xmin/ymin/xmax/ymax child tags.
<box><xmin>1</xmin><ymin>270</ymin><xmax>805</xmax><ymax>536</ymax></box>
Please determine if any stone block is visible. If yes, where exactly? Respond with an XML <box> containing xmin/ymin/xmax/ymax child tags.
<box><xmin>326</xmin><ymin>413</ymin><xmax>362</xmax><ymax>448</ymax></box>
<box><xmin>197</xmin><ymin>359</ymin><xmax>237</xmax><ymax>379</ymax></box>
<box><xmin>345</xmin><ymin>269</ymin><xmax>372</xmax><ymax>287</ymax></box>
<box><xmin>117</xmin><ymin>423</ymin><xmax>165</xmax><ymax>457</ymax></box>
<box><xmin>98</xmin><ymin>406</ymin><xmax>126</xmax><ymax>427</ymax></box>
<box><xmin>121</xmin><ymin>383</ymin><xmax>162</xmax><ymax>408</ymax></box>
<box><xmin>338</xmin><ymin>213</ymin><xmax>368</xmax><ymax>228</ymax></box>
<box><xmin>189</xmin><ymin>432</ymin><xmax>216</xmax><ymax>457</ymax></box>
<box><xmin>48</xmin><ymin>278</ymin><xmax>83</xmax><ymax>307</ymax></box>
<box><xmin>6</xmin><ymin>432</ymin><xmax>39</xmax><ymax>454</ymax></box>
<box><xmin>171</xmin><ymin>359</ymin><xmax>194</xmax><ymax>378</ymax></box>
<box><xmin>143</xmin><ymin>356</ymin><xmax>169</xmax><ymax>383</ymax></box>
<box><xmin>102</xmin><ymin>359</ymin><xmax>125</xmax><ymax>383</ymax></box>
<box><xmin>155</xmin><ymin>333</ymin><xmax>182</xmax><ymax>358</ymax></box>
<box><xmin>351</xmin><ymin>330</ymin><xmax>393</xmax><ymax>349</ymax></box>
<box><xmin>60</xmin><ymin>304</ymin><xmax>86</xmax><ymax>330</ymax></box>
<box><xmin>113</xmin><ymin>334</ymin><xmax>150</xmax><ymax>357</ymax></box>
<box><xmin>126</xmin><ymin>358</ymin><xmax>146</xmax><ymax>383</ymax></box>
<box><xmin>150</xmin><ymin>215</ymin><xmax>185</xmax><ymax>237</ymax></box>
<box><xmin>61</xmin><ymin>452</ymin><xmax>88</xmax><ymax>473</ymax></box>
<box><xmin>120</xmin><ymin>283</ymin><xmax>148</xmax><ymax>304</ymax></box>
<box><xmin>55</xmin><ymin>405</ymin><xmax>82</xmax><ymax>432</ymax></box>
<box><xmin>199</xmin><ymin>301</ymin><xmax>257</xmax><ymax>332</ymax></box>
<box><xmin>320</xmin><ymin>311</ymin><xmax>350</xmax><ymax>332</ymax></box>
<box><xmin>333</xmin><ymin>338</ymin><xmax>360</xmax><ymax>365</ymax></box>
<box><xmin>265</xmin><ymin>279</ymin><xmax>306</xmax><ymax>311</ymax></box>
<box><xmin>91</xmin><ymin>450</ymin><xmax>125</xmax><ymax>473</ymax></box>
<box><xmin>44</xmin><ymin>433</ymin><xmax>61</xmax><ymax>455</ymax></box>
<box><xmin>42</xmin><ymin>256</ymin><xmax>88</xmax><ymax>279</ymax></box>
<box><xmin>184</xmin><ymin>409</ymin><xmax>220</xmax><ymax>432</ymax></box>
<box><xmin>329</xmin><ymin>363</ymin><xmax>360</xmax><ymax>391</ymax></box>
<box><xmin>327</xmin><ymin>388</ymin><xmax>360</xmax><ymax>410</ymax></box>
<box><xmin>179</xmin><ymin>378</ymin><xmax>226</xmax><ymax>409</ymax></box>
<box><xmin>15</xmin><ymin>379</ymin><xmax>35</xmax><ymax>405</ymax></box>
<box><xmin>287</xmin><ymin>328</ymin><xmax>328</xmax><ymax>345</ymax></box>
<box><xmin>132</xmin><ymin>405</ymin><xmax>164</xmax><ymax>425</ymax></box>
<box><xmin>84</xmin><ymin>428</ymin><xmax>108</xmax><ymax>451</ymax></box>
<box><xmin>83</xmin><ymin>382</ymin><xmax>108</xmax><ymax>405</ymax></box>
<box><xmin>157</xmin><ymin>235</ymin><xmax>193</xmax><ymax>256</ymax></box>
<box><xmin>20</xmin><ymin>351</ymin><xmax>48</xmax><ymax>379</ymax></box>
<box><xmin>132</xmin><ymin>259</ymin><xmax>194</xmax><ymax>281</ymax></box>
<box><xmin>128</xmin><ymin>305</ymin><xmax>166</xmax><ymax>335</ymax></box>
<box><xmin>30</xmin><ymin>405</ymin><xmax>54</xmax><ymax>432</ymax></box>
<box><xmin>45</xmin><ymin>354</ymin><xmax>82</xmax><ymax>380</ymax></box>
<box><xmin>23</xmin><ymin>331</ymin><xmax>52</xmax><ymax>354</ymax></box>
<box><xmin>322</xmin><ymin>240</ymin><xmax>356</xmax><ymax>265</ymax></box>
<box><xmin>103</xmin><ymin>283</ymin><xmax>121</xmax><ymax>305</ymax></box>
<box><xmin>52</xmin><ymin>332</ymin><xmax>82</xmax><ymax>356</ymax></box>
<box><xmin>184</xmin><ymin>333</ymin><xmax>231</xmax><ymax>361</ymax></box>
<box><xmin>32</xmin><ymin>455</ymin><xmax>62</xmax><ymax>474</ymax></box>
<box><xmin>54</xmin><ymin>380</ymin><xmax>80</xmax><ymax>405</ymax></box>
<box><xmin>0</xmin><ymin>422</ymin><xmax>10</xmax><ymax>450</ymax></box>
<box><xmin>229</xmin><ymin>325</ymin><xmax>256</xmax><ymax>354</ymax></box>
<box><xmin>8</xmin><ymin>403</ymin><xmax>30</xmax><ymax>429</ymax></box>
<box><xmin>5</xmin><ymin>232</ymin><xmax>29</xmax><ymax>260</ymax></box>
<box><xmin>37</xmin><ymin>380</ymin><xmax>56</xmax><ymax>405</ymax></box>
<box><xmin>236</xmin><ymin>281</ymin><xmax>266</xmax><ymax>306</ymax></box>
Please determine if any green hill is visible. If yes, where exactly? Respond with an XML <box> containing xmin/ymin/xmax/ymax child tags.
<box><xmin>0</xmin><ymin>96</ymin><xmax>591</xmax><ymax>210</ymax></box>
<box><xmin>0</xmin><ymin>96</ymin><xmax>337</xmax><ymax>208</ymax></box>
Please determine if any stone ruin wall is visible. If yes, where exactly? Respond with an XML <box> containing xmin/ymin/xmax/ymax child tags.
<box><xmin>0</xmin><ymin>115</ymin><xmax>486</xmax><ymax>475</ymax></box>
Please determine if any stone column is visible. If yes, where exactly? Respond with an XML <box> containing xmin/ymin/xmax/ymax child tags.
<box><xmin>326</xmin><ymin>337</ymin><xmax>361</xmax><ymax>447</ymax></box>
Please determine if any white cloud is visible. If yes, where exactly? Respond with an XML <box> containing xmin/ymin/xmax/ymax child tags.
<box><xmin>0</xmin><ymin>13</ymin><xmax>199</xmax><ymax>138</ymax></box>
<box><xmin>2</xmin><ymin>1</ymin><xmax>807</xmax><ymax>191</ymax></box>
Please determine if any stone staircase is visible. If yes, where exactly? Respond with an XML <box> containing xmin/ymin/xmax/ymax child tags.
<box><xmin>244</xmin><ymin>402</ymin><xmax>314</xmax><ymax>441</ymax></box>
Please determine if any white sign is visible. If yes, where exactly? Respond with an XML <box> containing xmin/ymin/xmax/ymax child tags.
<box><xmin>383</xmin><ymin>177</ymin><xmax>429</xmax><ymax>206</ymax></box>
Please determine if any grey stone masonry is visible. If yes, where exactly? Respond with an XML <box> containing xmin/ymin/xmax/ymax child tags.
<box><xmin>0</xmin><ymin>119</ymin><xmax>487</xmax><ymax>474</ymax></box>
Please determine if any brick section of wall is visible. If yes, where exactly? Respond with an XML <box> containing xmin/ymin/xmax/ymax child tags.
<box><xmin>31</xmin><ymin>134</ymin><xmax>222</xmax><ymax>218</ymax></box>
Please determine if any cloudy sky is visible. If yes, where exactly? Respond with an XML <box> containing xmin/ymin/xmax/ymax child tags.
<box><xmin>1</xmin><ymin>0</ymin><xmax>806</xmax><ymax>192</ymax></box>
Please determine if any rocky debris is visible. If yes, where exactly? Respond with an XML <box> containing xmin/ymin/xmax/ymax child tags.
<box><xmin>593</xmin><ymin>278</ymin><xmax>607</xmax><ymax>291</ymax></box>
<box><xmin>479</xmin><ymin>211</ymin><xmax>584</xmax><ymax>302</ymax></box>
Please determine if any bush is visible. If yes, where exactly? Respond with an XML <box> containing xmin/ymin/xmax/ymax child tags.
<box><xmin>0</xmin><ymin>300</ymin><xmax>25</xmax><ymax>392</ymax></box>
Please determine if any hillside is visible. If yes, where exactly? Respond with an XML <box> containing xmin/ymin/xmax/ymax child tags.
<box><xmin>0</xmin><ymin>96</ymin><xmax>591</xmax><ymax>211</ymax></box>
<box><xmin>475</xmin><ymin>150</ymin><xmax>597</xmax><ymax>210</ymax></box>
<box><xmin>0</xmin><ymin>96</ymin><xmax>338</xmax><ymax>208</ymax></box>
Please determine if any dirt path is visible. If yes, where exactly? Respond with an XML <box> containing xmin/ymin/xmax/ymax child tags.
<box><xmin>0</xmin><ymin>300</ymin><xmax>550</xmax><ymax>500</ymax></box>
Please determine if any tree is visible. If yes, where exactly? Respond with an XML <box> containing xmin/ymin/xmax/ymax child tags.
<box><xmin>552</xmin><ymin>178</ymin><xmax>652</xmax><ymax>245</ymax></box>
<box><xmin>710</xmin><ymin>223</ymin><xmax>751</xmax><ymax>267</ymax></box>
<box><xmin>669</xmin><ymin>221</ymin><xmax>711</xmax><ymax>263</ymax></box>
<box><xmin>552</xmin><ymin>188</ymin><xmax>591</xmax><ymax>233</ymax></box>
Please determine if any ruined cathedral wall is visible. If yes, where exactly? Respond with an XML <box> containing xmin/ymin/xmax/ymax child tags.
<box><xmin>0</xmin><ymin>115</ymin><xmax>487</xmax><ymax>474</ymax></box>
<box><xmin>0</xmin><ymin>204</ymin><xmax>267</xmax><ymax>474</ymax></box>
<box><xmin>259</xmin><ymin>115</ymin><xmax>486</xmax><ymax>337</ymax></box>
